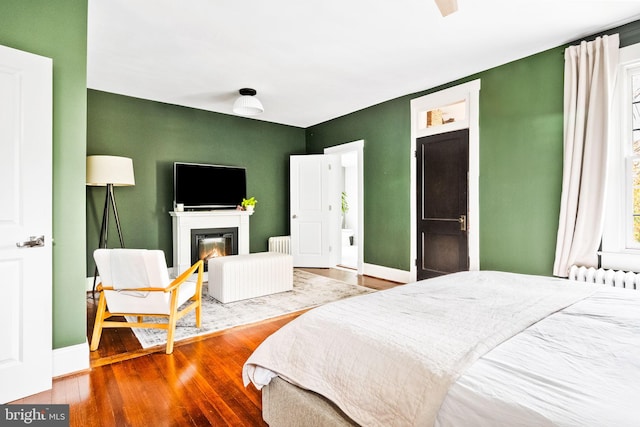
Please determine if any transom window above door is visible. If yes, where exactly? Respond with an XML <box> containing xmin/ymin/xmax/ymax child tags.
<box><xmin>418</xmin><ymin>100</ymin><xmax>466</xmax><ymax>130</ymax></box>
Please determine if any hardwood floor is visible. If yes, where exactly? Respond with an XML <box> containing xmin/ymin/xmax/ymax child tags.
<box><xmin>12</xmin><ymin>268</ymin><xmax>400</xmax><ymax>427</ymax></box>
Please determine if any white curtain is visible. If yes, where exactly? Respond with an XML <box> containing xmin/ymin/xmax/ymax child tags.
<box><xmin>553</xmin><ymin>34</ymin><xmax>619</xmax><ymax>277</ymax></box>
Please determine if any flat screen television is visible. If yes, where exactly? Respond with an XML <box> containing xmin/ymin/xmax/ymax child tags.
<box><xmin>173</xmin><ymin>162</ymin><xmax>246</xmax><ymax>210</ymax></box>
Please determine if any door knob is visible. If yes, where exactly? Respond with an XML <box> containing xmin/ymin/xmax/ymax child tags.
<box><xmin>16</xmin><ymin>235</ymin><xmax>45</xmax><ymax>248</ymax></box>
<box><xmin>292</xmin><ymin>214</ymin><xmax>298</xmax><ymax>219</ymax></box>
<box><xmin>458</xmin><ymin>215</ymin><xmax>467</xmax><ymax>231</ymax></box>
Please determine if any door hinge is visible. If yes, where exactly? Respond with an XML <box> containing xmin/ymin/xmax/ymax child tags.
<box><xmin>415</xmin><ymin>258</ymin><xmax>418</xmax><ymax>267</ymax></box>
<box><xmin>329</xmin><ymin>205</ymin><xmax>332</xmax><ymax>211</ymax></box>
<box><xmin>328</xmin><ymin>163</ymin><xmax>332</xmax><ymax>170</ymax></box>
<box><xmin>329</xmin><ymin>245</ymin><xmax>332</xmax><ymax>252</ymax></box>
<box><xmin>414</xmin><ymin>150</ymin><xmax>417</xmax><ymax>158</ymax></box>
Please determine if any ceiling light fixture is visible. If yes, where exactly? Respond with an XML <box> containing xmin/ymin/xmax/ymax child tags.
<box><xmin>233</xmin><ymin>88</ymin><xmax>264</xmax><ymax>116</ymax></box>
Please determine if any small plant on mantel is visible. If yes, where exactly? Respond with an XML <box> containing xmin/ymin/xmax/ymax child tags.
<box><xmin>240</xmin><ymin>197</ymin><xmax>258</xmax><ymax>212</ymax></box>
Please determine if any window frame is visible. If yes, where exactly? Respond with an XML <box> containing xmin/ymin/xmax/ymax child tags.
<box><xmin>602</xmin><ymin>42</ymin><xmax>640</xmax><ymax>270</ymax></box>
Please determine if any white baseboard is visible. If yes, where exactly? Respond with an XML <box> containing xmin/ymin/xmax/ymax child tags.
<box><xmin>53</xmin><ymin>340</ymin><xmax>90</xmax><ymax>377</ymax></box>
<box><xmin>363</xmin><ymin>263</ymin><xmax>411</xmax><ymax>283</ymax></box>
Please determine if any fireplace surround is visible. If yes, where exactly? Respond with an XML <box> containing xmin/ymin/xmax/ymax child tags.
<box><xmin>170</xmin><ymin>210</ymin><xmax>252</xmax><ymax>279</ymax></box>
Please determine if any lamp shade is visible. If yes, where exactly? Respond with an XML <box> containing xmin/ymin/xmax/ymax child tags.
<box><xmin>232</xmin><ymin>88</ymin><xmax>264</xmax><ymax>116</ymax></box>
<box><xmin>86</xmin><ymin>155</ymin><xmax>135</xmax><ymax>186</ymax></box>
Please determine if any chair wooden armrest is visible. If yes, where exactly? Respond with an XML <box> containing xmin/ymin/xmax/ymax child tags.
<box><xmin>165</xmin><ymin>260</ymin><xmax>204</xmax><ymax>293</ymax></box>
<box><xmin>96</xmin><ymin>285</ymin><xmax>169</xmax><ymax>292</ymax></box>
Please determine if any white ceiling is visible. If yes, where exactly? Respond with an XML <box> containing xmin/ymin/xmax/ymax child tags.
<box><xmin>87</xmin><ymin>0</ymin><xmax>640</xmax><ymax>128</ymax></box>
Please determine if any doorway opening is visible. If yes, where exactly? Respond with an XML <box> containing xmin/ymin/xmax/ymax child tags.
<box><xmin>325</xmin><ymin>140</ymin><xmax>364</xmax><ymax>274</ymax></box>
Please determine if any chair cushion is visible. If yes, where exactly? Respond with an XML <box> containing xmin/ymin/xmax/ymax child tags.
<box><xmin>104</xmin><ymin>280</ymin><xmax>197</xmax><ymax>315</ymax></box>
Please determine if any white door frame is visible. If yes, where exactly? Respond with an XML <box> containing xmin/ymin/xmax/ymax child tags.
<box><xmin>325</xmin><ymin>140</ymin><xmax>364</xmax><ymax>275</ymax></box>
<box><xmin>410</xmin><ymin>80</ymin><xmax>481</xmax><ymax>282</ymax></box>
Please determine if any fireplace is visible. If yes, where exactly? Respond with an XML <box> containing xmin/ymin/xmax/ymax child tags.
<box><xmin>170</xmin><ymin>209</ymin><xmax>252</xmax><ymax>280</ymax></box>
<box><xmin>190</xmin><ymin>227</ymin><xmax>238</xmax><ymax>270</ymax></box>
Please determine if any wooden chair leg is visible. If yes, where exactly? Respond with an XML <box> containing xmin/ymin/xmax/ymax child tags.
<box><xmin>90</xmin><ymin>291</ymin><xmax>108</xmax><ymax>351</ymax></box>
<box><xmin>195</xmin><ymin>299</ymin><xmax>202</xmax><ymax>328</ymax></box>
<box><xmin>165</xmin><ymin>290</ymin><xmax>181</xmax><ymax>354</ymax></box>
<box><xmin>166</xmin><ymin>312</ymin><xmax>178</xmax><ymax>354</ymax></box>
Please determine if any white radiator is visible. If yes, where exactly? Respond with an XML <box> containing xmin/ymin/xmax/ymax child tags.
<box><xmin>268</xmin><ymin>235</ymin><xmax>291</xmax><ymax>254</ymax></box>
<box><xmin>568</xmin><ymin>265</ymin><xmax>638</xmax><ymax>290</ymax></box>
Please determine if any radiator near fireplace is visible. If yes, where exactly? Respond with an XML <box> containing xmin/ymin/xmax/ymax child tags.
<box><xmin>268</xmin><ymin>235</ymin><xmax>291</xmax><ymax>254</ymax></box>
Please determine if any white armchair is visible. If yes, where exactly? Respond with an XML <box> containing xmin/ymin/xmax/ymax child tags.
<box><xmin>90</xmin><ymin>248</ymin><xmax>203</xmax><ymax>354</ymax></box>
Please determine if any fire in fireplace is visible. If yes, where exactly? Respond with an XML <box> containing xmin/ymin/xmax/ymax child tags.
<box><xmin>190</xmin><ymin>227</ymin><xmax>238</xmax><ymax>270</ymax></box>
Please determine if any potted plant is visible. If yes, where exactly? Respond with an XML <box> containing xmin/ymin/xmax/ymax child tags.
<box><xmin>341</xmin><ymin>191</ymin><xmax>349</xmax><ymax>228</ymax></box>
<box><xmin>241</xmin><ymin>196</ymin><xmax>258</xmax><ymax>212</ymax></box>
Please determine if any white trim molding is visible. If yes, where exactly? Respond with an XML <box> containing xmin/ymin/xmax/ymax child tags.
<box><xmin>409</xmin><ymin>79</ymin><xmax>481</xmax><ymax>282</ymax></box>
<box><xmin>325</xmin><ymin>140</ymin><xmax>365</xmax><ymax>275</ymax></box>
<box><xmin>363</xmin><ymin>262</ymin><xmax>411</xmax><ymax>284</ymax></box>
<box><xmin>53</xmin><ymin>341</ymin><xmax>90</xmax><ymax>378</ymax></box>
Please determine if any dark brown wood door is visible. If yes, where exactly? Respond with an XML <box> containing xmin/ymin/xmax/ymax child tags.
<box><xmin>417</xmin><ymin>129</ymin><xmax>469</xmax><ymax>280</ymax></box>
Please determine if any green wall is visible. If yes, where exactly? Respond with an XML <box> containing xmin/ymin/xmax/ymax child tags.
<box><xmin>86</xmin><ymin>90</ymin><xmax>306</xmax><ymax>274</ymax></box>
<box><xmin>88</xmin><ymin>20</ymin><xmax>640</xmax><ymax>282</ymax></box>
<box><xmin>0</xmin><ymin>0</ymin><xmax>88</xmax><ymax>349</ymax></box>
<box><xmin>307</xmin><ymin>50</ymin><xmax>563</xmax><ymax>274</ymax></box>
<box><xmin>307</xmin><ymin>20</ymin><xmax>640</xmax><ymax>276</ymax></box>
<box><xmin>478</xmin><ymin>49</ymin><xmax>564</xmax><ymax>274</ymax></box>
<box><xmin>306</xmin><ymin>99</ymin><xmax>411</xmax><ymax>270</ymax></box>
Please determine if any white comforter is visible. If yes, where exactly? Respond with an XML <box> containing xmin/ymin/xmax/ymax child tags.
<box><xmin>243</xmin><ymin>271</ymin><xmax>598</xmax><ymax>426</ymax></box>
<box><xmin>436</xmin><ymin>284</ymin><xmax>640</xmax><ymax>427</ymax></box>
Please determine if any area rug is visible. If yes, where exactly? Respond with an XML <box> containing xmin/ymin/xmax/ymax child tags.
<box><xmin>126</xmin><ymin>269</ymin><xmax>374</xmax><ymax>349</ymax></box>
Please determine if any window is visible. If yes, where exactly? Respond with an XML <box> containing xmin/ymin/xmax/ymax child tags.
<box><xmin>631</xmin><ymin>73</ymin><xmax>640</xmax><ymax>247</ymax></box>
<box><xmin>417</xmin><ymin>100</ymin><xmax>466</xmax><ymax>131</ymax></box>
<box><xmin>602</xmin><ymin>43</ymin><xmax>640</xmax><ymax>270</ymax></box>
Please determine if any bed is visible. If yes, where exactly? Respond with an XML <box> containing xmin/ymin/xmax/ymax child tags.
<box><xmin>242</xmin><ymin>270</ymin><xmax>640</xmax><ymax>426</ymax></box>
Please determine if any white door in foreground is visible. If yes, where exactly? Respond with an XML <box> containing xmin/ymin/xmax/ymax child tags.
<box><xmin>290</xmin><ymin>154</ymin><xmax>341</xmax><ymax>267</ymax></box>
<box><xmin>0</xmin><ymin>44</ymin><xmax>53</xmax><ymax>403</ymax></box>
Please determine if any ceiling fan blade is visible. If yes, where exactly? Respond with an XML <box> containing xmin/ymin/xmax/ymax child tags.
<box><xmin>434</xmin><ymin>0</ymin><xmax>458</xmax><ymax>17</ymax></box>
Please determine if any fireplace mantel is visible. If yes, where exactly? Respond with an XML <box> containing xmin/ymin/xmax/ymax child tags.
<box><xmin>170</xmin><ymin>210</ymin><xmax>253</xmax><ymax>277</ymax></box>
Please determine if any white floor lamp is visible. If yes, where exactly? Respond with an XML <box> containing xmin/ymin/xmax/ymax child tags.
<box><xmin>86</xmin><ymin>155</ymin><xmax>135</xmax><ymax>294</ymax></box>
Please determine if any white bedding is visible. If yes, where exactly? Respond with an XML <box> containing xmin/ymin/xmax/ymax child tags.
<box><xmin>436</xmin><ymin>285</ymin><xmax>640</xmax><ymax>427</ymax></box>
<box><xmin>243</xmin><ymin>271</ymin><xmax>598</xmax><ymax>426</ymax></box>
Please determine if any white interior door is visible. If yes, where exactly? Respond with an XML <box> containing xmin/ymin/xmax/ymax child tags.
<box><xmin>0</xmin><ymin>44</ymin><xmax>53</xmax><ymax>403</ymax></box>
<box><xmin>290</xmin><ymin>154</ymin><xmax>341</xmax><ymax>267</ymax></box>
